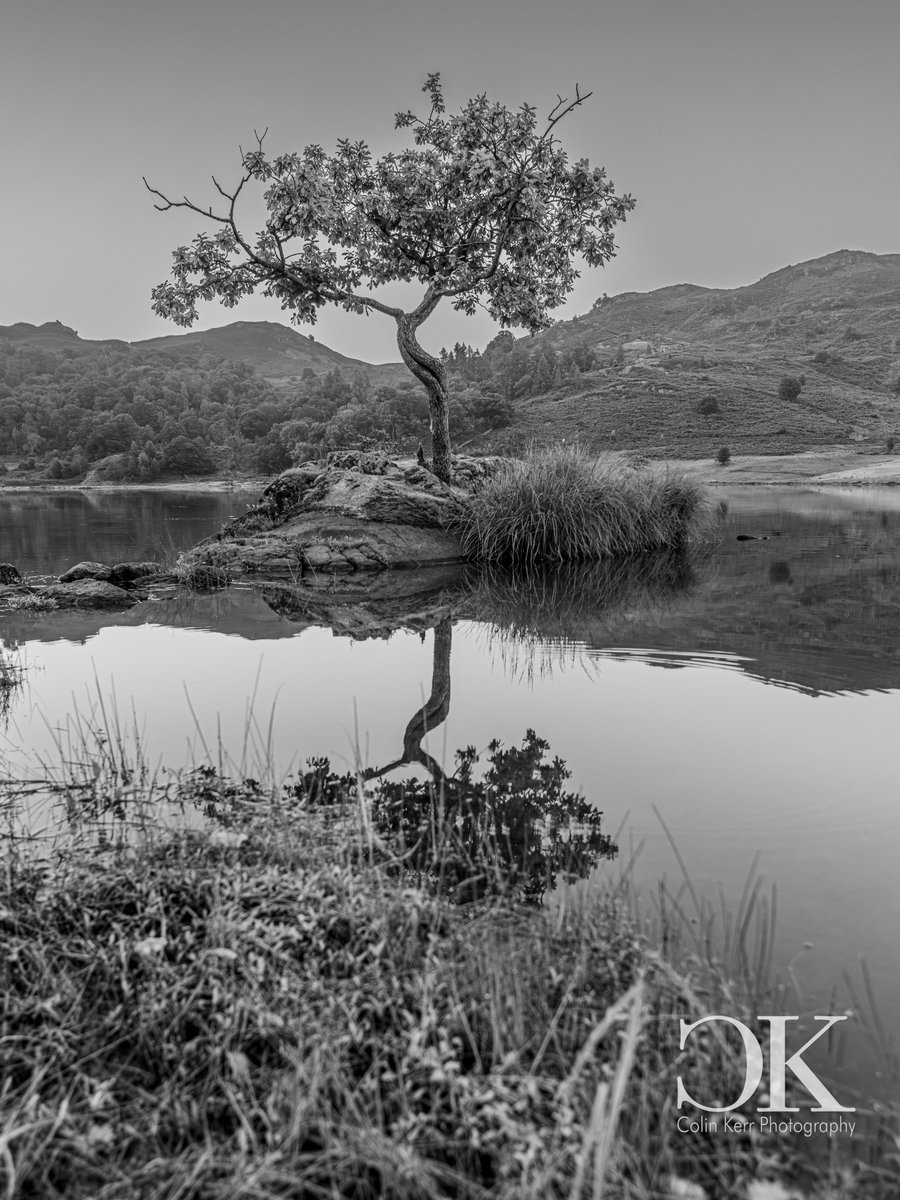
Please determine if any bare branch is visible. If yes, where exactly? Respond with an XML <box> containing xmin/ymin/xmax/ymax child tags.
<box><xmin>143</xmin><ymin>177</ymin><xmax>234</xmax><ymax>223</ymax></box>
<box><xmin>543</xmin><ymin>84</ymin><xmax>593</xmax><ymax>142</ymax></box>
<box><xmin>211</xmin><ymin>175</ymin><xmax>235</xmax><ymax>203</ymax></box>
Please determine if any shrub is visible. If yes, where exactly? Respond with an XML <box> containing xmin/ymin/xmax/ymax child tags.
<box><xmin>451</xmin><ymin>444</ymin><xmax>712</xmax><ymax>564</ymax></box>
<box><xmin>696</xmin><ymin>396</ymin><xmax>720</xmax><ymax>416</ymax></box>
<box><xmin>778</xmin><ymin>376</ymin><xmax>802</xmax><ymax>402</ymax></box>
<box><xmin>716</xmin><ymin>446</ymin><xmax>731</xmax><ymax>466</ymax></box>
<box><xmin>813</xmin><ymin>350</ymin><xmax>829</xmax><ymax>363</ymax></box>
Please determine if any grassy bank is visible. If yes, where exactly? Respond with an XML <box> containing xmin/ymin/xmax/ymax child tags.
<box><xmin>2</xmin><ymin>750</ymin><xmax>896</xmax><ymax>1200</ymax></box>
<box><xmin>452</xmin><ymin>446</ymin><xmax>717</xmax><ymax>565</ymax></box>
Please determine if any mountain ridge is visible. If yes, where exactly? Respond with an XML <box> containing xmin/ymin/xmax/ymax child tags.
<box><xmin>3</xmin><ymin>247</ymin><xmax>899</xmax><ymax>458</ymax></box>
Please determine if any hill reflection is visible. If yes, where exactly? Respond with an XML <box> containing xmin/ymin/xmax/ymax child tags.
<box><xmin>4</xmin><ymin>489</ymin><xmax>900</xmax><ymax>695</ymax></box>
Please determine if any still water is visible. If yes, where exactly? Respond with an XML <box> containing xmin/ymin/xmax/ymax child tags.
<box><xmin>2</xmin><ymin>485</ymin><xmax>899</xmax><ymax>1101</ymax></box>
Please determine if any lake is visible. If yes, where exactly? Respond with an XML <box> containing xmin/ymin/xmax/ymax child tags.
<box><xmin>2</xmin><ymin>484</ymin><xmax>899</xmax><ymax>1103</ymax></box>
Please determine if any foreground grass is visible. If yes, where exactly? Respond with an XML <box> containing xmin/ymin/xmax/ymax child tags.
<box><xmin>2</xmin><ymin>770</ymin><xmax>897</xmax><ymax>1199</ymax></box>
<box><xmin>453</xmin><ymin>445</ymin><xmax>718</xmax><ymax>565</ymax></box>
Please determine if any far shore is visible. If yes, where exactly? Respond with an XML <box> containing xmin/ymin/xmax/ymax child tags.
<box><xmin>1</xmin><ymin>446</ymin><xmax>899</xmax><ymax>494</ymax></box>
<box><xmin>667</xmin><ymin>445</ymin><xmax>900</xmax><ymax>486</ymax></box>
<box><xmin>0</xmin><ymin>477</ymin><xmax>267</xmax><ymax>494</ymax></box>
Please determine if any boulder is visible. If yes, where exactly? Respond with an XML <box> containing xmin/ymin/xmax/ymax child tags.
<box><xmin>180</xmin><ymin>454</ymin><xmax>504</xmax><ymax>579</ymax></box>
<box><xmin>58</xmin><ymin>561</ymin><xmax>113</xmax><ymax>584</ymax></box>
<box><xmin>40</xmin><ymin>579</ymin><xmax>137</xmax><ymax>609</ymax></box>
<box><xmin>0</xmin><ymin>563</ymin><xmax>22</xmax><ymax>585</ymax></box>
<box><xmin>109</xmin><ymin>560</ymin><xmax>163</xmax><ymax>587</ymax></box>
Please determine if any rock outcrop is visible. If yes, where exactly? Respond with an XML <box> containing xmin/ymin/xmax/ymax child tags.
<box><xmin>178</xmin><ymin>452</ymin><xmax>502</xmax><ymax>579</ymax></box>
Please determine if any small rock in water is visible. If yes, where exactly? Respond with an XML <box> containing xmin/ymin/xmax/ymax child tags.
<box><xmin>58</xmin><ymin>561</ymin><xmax>113</xmax><ymax>583</ymax></box>
<box><xmin>0</xmin><ymin>563</ymin><xmax>22</xmax><ymax>585</ymax></box>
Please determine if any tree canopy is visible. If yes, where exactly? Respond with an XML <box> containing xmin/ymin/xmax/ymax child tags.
<box><xmin>148</xmin><ymin>74</ymin><xmax>634</xmax><ymax>481</ymax></box>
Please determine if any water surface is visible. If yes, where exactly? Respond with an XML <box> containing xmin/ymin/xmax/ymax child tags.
<box><xmin>2</xmin><ymin>484</ymin><xmax>899</xmax><ymax>1102</ymax></box>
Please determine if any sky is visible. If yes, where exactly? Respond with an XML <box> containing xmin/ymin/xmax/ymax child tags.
<box><xmin>2</xmin><ymin>0</ymin><xmax>898</xmax><ymax>363</ymax></box>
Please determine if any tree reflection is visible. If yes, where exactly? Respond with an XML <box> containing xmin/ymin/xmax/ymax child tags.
<box><xmin>371</xmin><ymin>728</ymin><xmax>617</xmax><ymax>904</ymax></box>
<box><xmin>364</xmin><ymin>618</ymin><xmax>617</xmax><ymax>903</ymax></box>
<box><xmin>365</xmin><ymin>617</ymin><xmax>453</xmax><ymax>785</ymax></box>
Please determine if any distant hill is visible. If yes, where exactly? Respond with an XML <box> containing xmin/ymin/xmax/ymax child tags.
<box><xmin>0</xmin><ymin>318</ymin><xmax>406</xmax><ymax>387</ymax></box>
<box><xmin>133</xmin><ymin>321</ymin><xmax>407</xmax><ymax>387</ymax></box>
<box><xmin>495</xmin><ymin>248</ymin><xmax>900</xmax><ymax>456</ymax></box>
<box><xmin>0</xmin><ymin>320</ymin><xmax>128</xmax><ymax>354</ymax></box>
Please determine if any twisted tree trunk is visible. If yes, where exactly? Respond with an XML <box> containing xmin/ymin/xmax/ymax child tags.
<box><xmin>396</xmin><ymin>310</ymin><xmax>452</xmax><ymax>485</ymax></box>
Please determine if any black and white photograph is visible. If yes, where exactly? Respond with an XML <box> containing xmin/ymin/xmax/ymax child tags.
<box><xmin>1</xmin><ymin>1</ymin><xmax>898</xmax><ymax>1196</ymax></box>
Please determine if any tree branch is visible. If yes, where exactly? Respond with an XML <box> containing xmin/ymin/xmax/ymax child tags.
<box><xmin>143</xmin><ymin>177</ymin><xmax>232</xmax><ymax>223</ymax></box>
<box><xmin>542</xmin><ymin>84</ymin><xmax>593</xmax><ymax>143</ymax></box>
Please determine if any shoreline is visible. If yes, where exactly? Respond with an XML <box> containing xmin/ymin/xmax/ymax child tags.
<box><xmin>0</xmin><ymin>477</ymin><xmax>267</xmax><ymax>494</ymax></box>
<box><xmin>2</xmin><ymin>447</ymin><xmax>900</xmax><ymax>495</ymax></box>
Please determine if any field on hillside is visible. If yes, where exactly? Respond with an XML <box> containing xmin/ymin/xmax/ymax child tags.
<box><xmin>472</xmin><ymin>250</ymin><xmax>900</xmax><ymax>458</ymax></box>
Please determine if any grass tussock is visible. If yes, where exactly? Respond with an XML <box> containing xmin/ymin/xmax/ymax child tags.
<box><xmin>453</xmin><ymin>445</ymin><xmax>718</xmax><ymax>565</ymax></box>
<box><xmin>2</xmin><ymin>592</ymin><xmax>59</xmax><ymax>613</ymax></box>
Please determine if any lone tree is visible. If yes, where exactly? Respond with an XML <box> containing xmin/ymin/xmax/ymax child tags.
<box><xmin>146</xmin><ymin>74</ymin><xmax>634</xmax><ymax>483</ymax></box>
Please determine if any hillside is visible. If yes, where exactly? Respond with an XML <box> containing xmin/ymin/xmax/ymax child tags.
<box><xmin>494</xmin><ymin>248</ymin><xmax>900</xmax><ymax>456</ymax></box>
